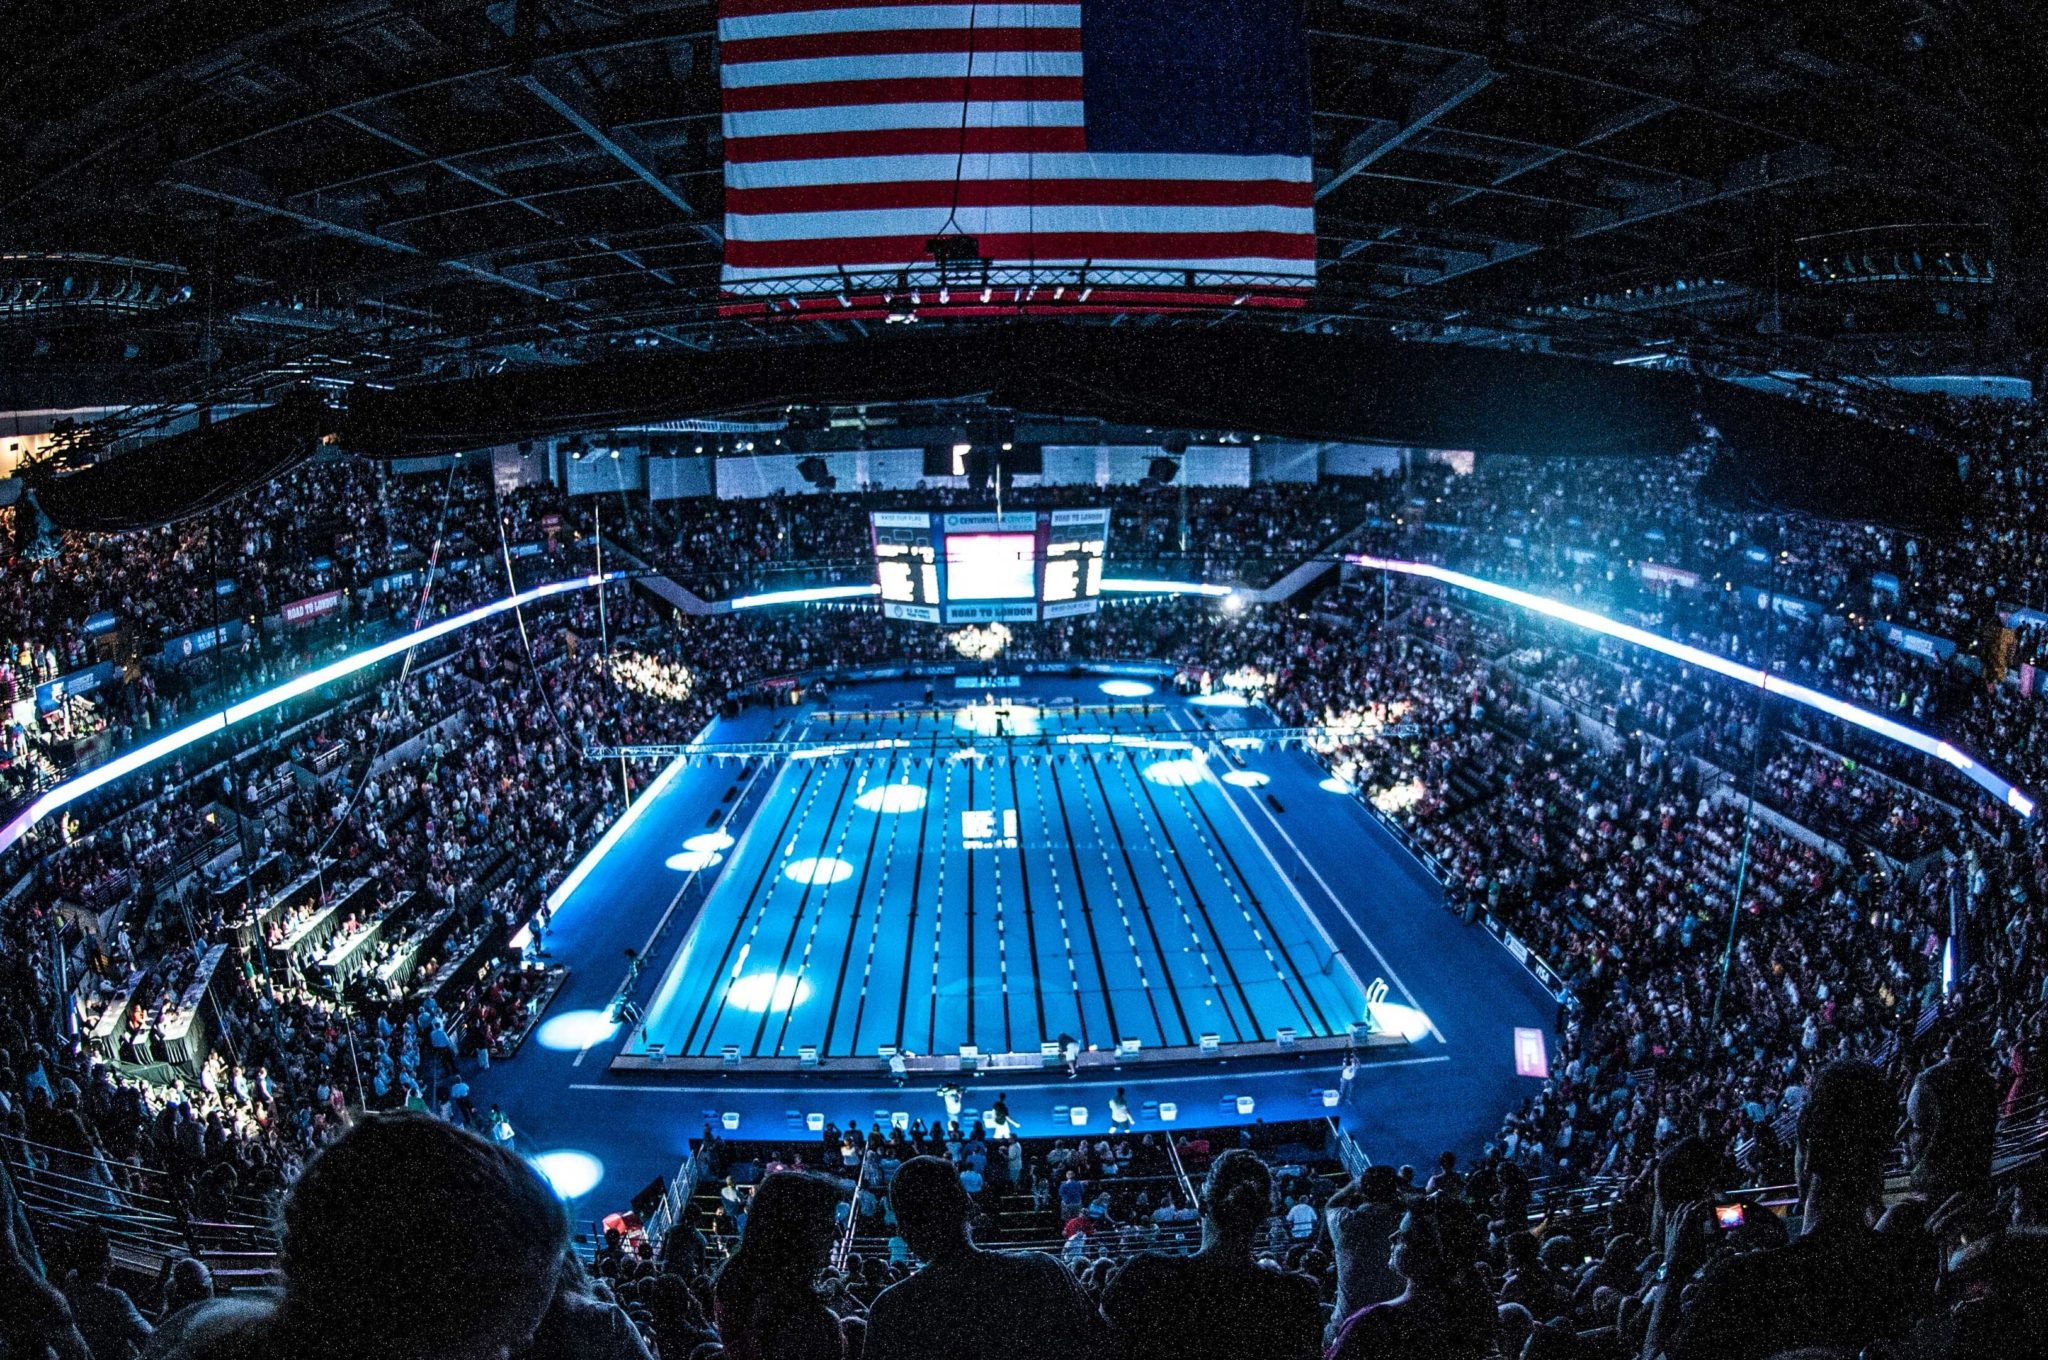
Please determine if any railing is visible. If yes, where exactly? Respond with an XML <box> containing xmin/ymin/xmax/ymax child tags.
<box><xmin>1163</xmin><ymin>1135</ymin><xmax>1200</xmax><ymax>1212</ymax></box>
<box><xmin>1327</xmin><ymin>1116</ymin><xmax>1370</xmax><ymax>1179</ymax></box>
<box><xmin>2</xmin><ymin>1132</ymin><xmax>279</xmax><ymax>1282</ymax></box>
<box><xmin>642</xmin><ymin>1149</ymin><xmax>699</xmax><ymax>1251</ymax></box>
<box><xmin>832</xmin><ymin>1155</ymin><xmax>868</xmax><ymax>1273</ymax></box>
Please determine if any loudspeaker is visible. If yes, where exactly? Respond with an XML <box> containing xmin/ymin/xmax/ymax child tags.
<box><xmin>796</xmin><ymin>455</ymin><xmax>836</xmax><ymax>491</ymax></box>
<box><xmin>630</xmin><ymin>1176</ymin><xmax>667</xmax><ymax>1220</ymax></box>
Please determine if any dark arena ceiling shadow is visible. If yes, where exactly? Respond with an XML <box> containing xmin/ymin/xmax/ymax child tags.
<box><xmin>34</xmin><ymin>329</ymin><xmax>1964</xmax><ymax>534</ymax></box>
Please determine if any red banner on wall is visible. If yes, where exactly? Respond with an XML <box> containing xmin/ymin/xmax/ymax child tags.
<box><xmin>281</xmin><ymin>590</ymin><xmax>343</xmax><ymax>628</ymax></box>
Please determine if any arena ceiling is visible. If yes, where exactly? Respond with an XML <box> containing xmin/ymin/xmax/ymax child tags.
<box><xmin>1</xmin><ymin>0</ymin><xmax>2040</xmax><ymax>412</ymax></box>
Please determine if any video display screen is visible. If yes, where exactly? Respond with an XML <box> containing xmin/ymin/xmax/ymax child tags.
<box><xmin>944</xmin><ymin>533</ymin><xmax>1038</xmax><ymax>601</ymax></box>
<box><xmin>869</xmin><ymin>507</ymin><xmax>1109</xmax><ymax>624</ymax></box>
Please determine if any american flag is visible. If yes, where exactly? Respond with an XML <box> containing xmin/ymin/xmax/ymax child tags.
<box><xmin>718</xmin><ymin>0</ymin><xmax>1315</xmax><ymax>300</ymax></box>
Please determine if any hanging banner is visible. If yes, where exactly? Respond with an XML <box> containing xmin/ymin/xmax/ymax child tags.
<box><xmin>1871</xmin><ymin>572</ymin><xmax>1901</xmax><ymax>598</ymax></box>
<box><xmin>1637</xmin><ymin>562</ymin><xmax>1701</xmax><ymax>589</ymax></box>
<box><xmin>1738</xmin><ymin>586</ymin><xmax>1821</xmax><ymax>620</ymax></box>
<box><xmin>36</xmin><ymin>661</ymin><xmax>117</xmax><ymax>713</ymax></box>
<box><xmin>161</xmin><ymin>620</ymin><xmax>246</xmax><ymax>662</ymax></box>
<box><xmin>1877</xmin><ymin>622</ymin><xmax>1956</xmax><ymax>661</ymax></box>
<box><xmin>281</xmin><ymin>590</ymin><xmax>344</xmax><ymax>628</ymax></box>
<box><xmin>81</xmin><ymin>611</ymin><xmax>118</xmax><ymax>638</ymax></box>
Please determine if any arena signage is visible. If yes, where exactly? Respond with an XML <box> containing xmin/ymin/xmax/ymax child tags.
<box><xmin>1636</xmin><ymin>562</ymin><xmax>1700</xmax><ymax>589</ymax></box>
<box><xmin>1877</xmin><ymin>622</ymin><xmax>1955</xmax><ymax>661</ymax></box>
<box><xmin>35</xmin><ymin>662</ymin><xmax>117</xmax><ymax>713</ymax></box>
<box><xmin>281</xmin><ymin>590</ymin><xmax>344</xmax><ymax>627</ymax></box>
<box><xmin>161</xmin><ymin>620</ymin><xmax>246</xmax><ymax>661</ymax></box>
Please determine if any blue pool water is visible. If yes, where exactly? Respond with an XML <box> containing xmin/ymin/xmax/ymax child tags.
<box><xmin>634</xmin><ymin>694</ymin><xmax>1369</xmax><ymax>1062</ymax></box>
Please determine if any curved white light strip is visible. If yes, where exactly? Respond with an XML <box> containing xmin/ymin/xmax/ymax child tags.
<box><xmin>1348</xmin><ymin>552</ymin><xmax>2037</xmax><ymax>819</ymax></box>
<box><xmin>727</xmin><ymin>583</ymin><xmax>879</xmax><ymax>609</ymax></box>
<box><xmin>1098</xmin><ymin>578</ymin><xmax>1233</xmax><ymax>597</ymax></box>
<box><xmin>0</xmin><ymin>573</ymin><xmax>626</xmax><ymax>857</ymax></box>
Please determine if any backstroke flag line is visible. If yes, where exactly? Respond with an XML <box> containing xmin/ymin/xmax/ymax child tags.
<box><xmin>718</xmin><ymin>0</ymin><xmax>1315</xmax><ymax>298</ymax></box>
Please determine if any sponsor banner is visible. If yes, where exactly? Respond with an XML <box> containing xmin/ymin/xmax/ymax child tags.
<box><xmin>1637</xmin><ymin>561</ymin><xmax>1701</xmax><ymax>589</ymax></box>
<box><xmin>1871</xmin><ymin>572</ymin><xmax>1901</xmax><ymax>598</ymax></box>
<box><xmin>1744</xmin><ymin>545</ymin><xmax>1772</xmax><ymax>564</ymax></box>
<box><xmin>881</xmin><ymin>602</ymin><xmax>942</xmax><ymax>624</ymax></box>
<box><xmin>1563</xmin><ymin>547</ymin><xmax>1601</xmax><ymax>566</ymax></box>
<box><xmin>81</xmin><ymin>611</ymin><xmax>118</xmax><ymax>638</ymax></box>
<box><xmin>1878</xmin><ymin>622</ymin><xmax>1956</xmax><ymax>661</ymax></box>
<box><xmin>507</xmin><ymin>542</ymin><xmax>546</xmax><ymax>559</ymax></box>
<box><xmin>942</xmin><ymin>512</ymin><xmax>1038</xmax><ymax>533</ymax></box>
<box><xmin>213</xmin><ymin>578</ymin><xmax>238</xmax><ymax>597</ymax></box>
<box><xmin>36</xmin><ymin>661</ymin><xmax>117</xmax><ymax>713</ymax></box>
<box><xmin>373</xmin><ymin>571</ymin><xmax>418</xmax><ymax>594</ymax></box>
<box><xmin>1049</xmin><ymin>508</ymin><xmax>1111</xmax><ymax>528</ymax></box>
<box><xmin>871</xmin><ymin>512</ymin><xmax>932</xmax><ymax>530</ymax></box>
<box><xmin>307</xmin><ymin>556</ymin><xmax>334</xmax><ymax>573</ymax></box>
<box><xmin>944</xmin><ymin>602</ymin><xmax>1040</xmax><ymax>624</ymax></box>
<box><xmin>2006</xmin><ymin>607</ymin><xmax>2048</xmax><ymax>630</ymax></box>
<box><xmin>161</xmin><ymin>620</ymin><xmax>245</xmax><ymax>662</ymax></box>
<box><xmin>1738</xmin><ymin>586</ymin><xmax>1821</xmax><ymax>620</ymax></box>
<box><xmin>1041</xmin><ymin>598</ymin><xmax>1101</xmax><ymax>621</ymax></box>
<box><xmin>1643</xmin><ymin>528</ymin><xmax>1666</xmax><ymax>542</ymax></box>
<box><xmin>281</xmin><ymin>590</ymin><xmax>344</xmax><ymax>628</ymax></box>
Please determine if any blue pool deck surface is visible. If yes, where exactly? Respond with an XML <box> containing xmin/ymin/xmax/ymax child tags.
<box><xmin>473</xmin><ymin>675</ymin><xmax>1558</xmax><ymax>1217</ymax></box>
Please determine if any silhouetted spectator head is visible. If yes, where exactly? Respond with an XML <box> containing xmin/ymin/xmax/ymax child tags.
<box><xmin>1906</xmin><ymin>1060</ymin><xmax>1998</xmax><ymax>1198</ymax></box>
<box><xmin>1362</xmin><ymin>1165</ymin><xmax>1402</xmax><ymax>1203</ymax></box>
<box><xmin>277</xmin><ymin>1111</ymin><xmax>567</xmax><ymax>1360</ymax></box>
<box><xmin>889</xmin><ymin>1155</ymin><xmax>975</xmax><ymax>1259</ymax></box>
<box><xmin>1795</xmin><ymin>1059</ymin><xmax>1897</xmax><ymax>1209</ymax></box>
<box><xmin>1498</xmin><ymin>1302</ymin><xmax>1535</xmax><ymax>1359</ymax></box>
<box><xmin>1389</xmin><ymin>1201</ymin><xmax>1454</xmax><ymax>1290</ymax></box>
<box><xmin>1653</xmin><ymin>1136</ymin><xmax>1719</xmax><ymax>1220</ymax></box>
<box><xmin>161</xmin><ymin>1257</ymin><xmax>215</xmax><ymax>1319</ymax></box>
<box><xmin>1201</xmin><ymin>1149</ymin><xmax>1274</xmax><ymax>1240</ymax></box>
<box><xmin>726</xmin><ymin>1170</ymin><xmax>843</xmax><ymax>1283</ymax></box>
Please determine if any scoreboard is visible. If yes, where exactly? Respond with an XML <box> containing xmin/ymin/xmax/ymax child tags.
<box><xmin>872</xmin><ymin>508</ymin><xmax>1109</xmax><ymax>624</ymax></box>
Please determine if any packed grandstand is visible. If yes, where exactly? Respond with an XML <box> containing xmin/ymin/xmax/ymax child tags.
<box><xmin>13</xmin><ymin>0</ymin><xmax>2048</xmax><ymax>1354</ymax></box>
<box><xmin>0</xmin><ymin>385</ymin><xmax>2041</xmax><ymax>1360</ymax></box>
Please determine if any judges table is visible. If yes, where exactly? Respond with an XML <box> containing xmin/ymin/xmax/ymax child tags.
<box><xmin>156</xmin><ymin>944</ymin><xmax>228</xmax><ymax>1070</ymax></box>
<box><xmin>238</xmin><ymin>858</ymin><xmax>332</xmax><ymax>947</ymax></box>
<box><xmin>375</xmin><ymin>902</ymin><xmax>457</xmax><ymax>995</ymax></box>
<box><xmin>318</xmin><ymin>890</ymin><xmax>414</xmax><ymax>987</ymax></box>
<box><xmin>85</xmin><ymin>969</ymin><xmax>146</xmax><ymax>1050</ymax></box>
<box><xmin>269</xmin><ymin>876</ymin><xmax>374</xmax><ymax>964</ymax></box>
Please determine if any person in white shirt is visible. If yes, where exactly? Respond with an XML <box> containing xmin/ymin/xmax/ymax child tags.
<box><xmin>1285</xmin><ymin>1196</ymin><xmax>1317</xmax><ymax>1239</ymax></box>
<box><xmin>1108</xmin><ymin>1087</ymin><xmax>1135</xmax><ymax>1133</ymax></box>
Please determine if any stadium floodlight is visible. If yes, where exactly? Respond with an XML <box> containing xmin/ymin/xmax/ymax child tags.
<box><xmin>1348</xmin><ymin>553</ymin><xmax>2038</xmax><ymax>819</ymax></box>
